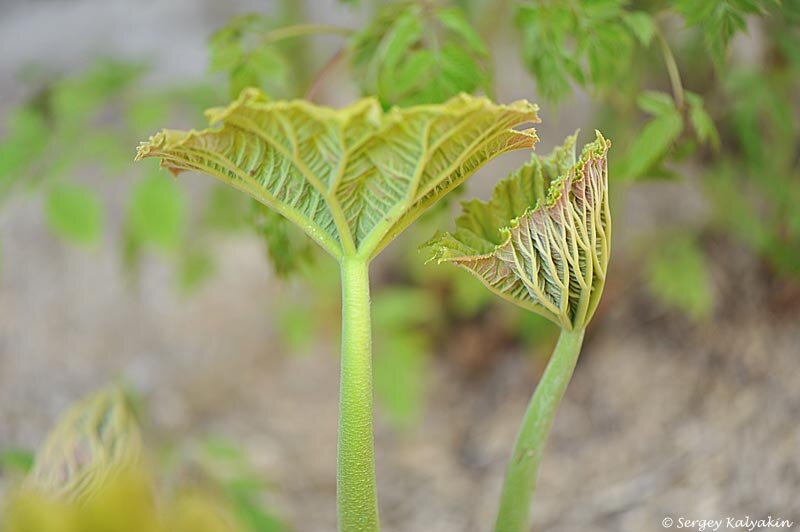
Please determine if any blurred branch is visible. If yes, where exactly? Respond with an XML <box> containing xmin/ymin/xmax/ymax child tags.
<box><xmin>655</xmin><ymin>25</ymin><xmax>685</xmax><ymax>110</ymax></box>
<box><xmin>258</xmin><ymin>24</ymin><xmax>354</xmax><ymax>46</ymax></box>
<box><xmin>305</xmin><ymin>48</ymin><xmax>347</xmax><ymax>102</ymax></box>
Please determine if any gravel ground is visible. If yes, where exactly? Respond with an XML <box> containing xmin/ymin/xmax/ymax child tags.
<box><xmin>2</xmin><ymin>185</ymin><xmax>798</xmax><ymax>531</ymax></box>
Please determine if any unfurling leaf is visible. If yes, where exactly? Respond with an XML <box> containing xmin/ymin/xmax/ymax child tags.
<box><xmin>427</xmin><ymin>132</ymin><xmax>611</xmax><ymax>330</ymax></box>
<box><xmin>136</xmin><ymin>88</ymin><xmax>539</xmax><ymax>261</ymax></box>
<box><xmin>28</xmin><ymin>387</ymin><xmax>142</xmax><ymax>502</ymax></box>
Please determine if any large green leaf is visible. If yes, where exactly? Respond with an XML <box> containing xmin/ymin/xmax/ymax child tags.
<box><xmin>427</xmin><ymin>132</ymin><xmax>611</xmax><ymax>330</ymax></box>
<box><xmin>136</xmin><ymin>88</ymin><xmax>539</xmax><ymax>261</ymax></box>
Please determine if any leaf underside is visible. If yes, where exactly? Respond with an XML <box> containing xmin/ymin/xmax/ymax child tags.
<box><xmin>427</xmin><ymin>132</ymin><xmax>611</xmax><ymax>329</ymax></box>
<box><xmin>135</xmin><ymin>88</ymin><xmax>539</xmax><ymax>261</ymax></box>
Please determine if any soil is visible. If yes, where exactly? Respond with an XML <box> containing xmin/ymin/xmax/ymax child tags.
<box><xmin>1</xmin><ymin>190</ymin><xmax>798</xmax><ymax>531</ymax></box>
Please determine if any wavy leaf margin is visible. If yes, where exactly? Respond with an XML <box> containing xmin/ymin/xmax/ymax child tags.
<box><xmin>427</xmin><ymin>131</ymin><xmax>611</xmax><ymax>329</ymax></box>
<box><xmin>135</xmin><ymin>88</ymin><xmax>540</xmax><ymax>261</ymax></box>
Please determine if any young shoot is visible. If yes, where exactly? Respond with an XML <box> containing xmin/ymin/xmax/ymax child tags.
<box><xmin>136</xmin><ymin>87</ymin><xmax>540</xmax><ymax>532</ymax></box>
<box><xmin>427</xmin><ymin>131</ymin><xmax>611</xmax><ymax>532</ymax></box>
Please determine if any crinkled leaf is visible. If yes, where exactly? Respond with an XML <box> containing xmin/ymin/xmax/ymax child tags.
<box><xmin>28</xmin><ymin>388</ymin><xmax>142</xmax><ymax>502</ymax></box>
<box><xmin>136</xmin><ymin>88</ymin><xmax>539</xmax><ymax>261</ymax></box>
<box><xmin>350</xmin><ymin>3</ymin><xmax>492</xmax><ymax>106</ymax></box>
<box><xmin>427</xmin><ymin>132</ymin><xmax>611</xmax><ymax>330</ymax></box>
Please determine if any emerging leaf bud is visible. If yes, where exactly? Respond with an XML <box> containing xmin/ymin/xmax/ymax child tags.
<box><xmin>27</xmin><ymin>387</ymin><xmax>142</xmax><ymax>502</ymax></box>
<box><xmin>427</xmin><ymin>131</ymin><xmax>611</xmax><ymax>330</ymax></box>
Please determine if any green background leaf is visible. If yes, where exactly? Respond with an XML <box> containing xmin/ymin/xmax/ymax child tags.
<box><xmin>45</xmin><ymin>183</ymin><xmax>103</xmax><ymax>245</ymax></box>
<box><xmin>127</xmin><ymin>173</ymin><xmax>186</xmax><ymax>250</ymax></box>
<box><xmin>645</xmin><ymin>234</ymin><xmax>714</xmax><ymax>320</ymax></box>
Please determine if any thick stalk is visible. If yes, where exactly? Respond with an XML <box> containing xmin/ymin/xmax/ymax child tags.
<box><xmin>494</xmin><ymin>328</ymin><xmax>586</xmax><ymax>532</ymax></box>
<box><xmin>338</xmin><ymin>257</ymin><xmax>380</xmax><ymax>532</ymax></box>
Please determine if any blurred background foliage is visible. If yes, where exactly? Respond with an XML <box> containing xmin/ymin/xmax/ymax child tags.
<box><xmin>1</xmin><ymin>0</ymin><xmax>798</xmax><ymax>423</ymax></box>
<box><xmin>0</xmin><ymin>0</ymin><xmax>798</xmax><ymax>526</ymax></box>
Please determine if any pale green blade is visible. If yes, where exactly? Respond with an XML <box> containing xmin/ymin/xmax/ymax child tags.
<box><xmin>427</xmin><ymin>132</ymin><xmax>611</xmax><ymax>330</ymax></box>
<box><xmin>136</xmin><ymin>88</ymin><xmax>539</xmax><ymax>260</ymax></box>
<box><xmin>28</xmin><ymin>387</ymin><xmax>142</xmax><ymax>502</ymax></box>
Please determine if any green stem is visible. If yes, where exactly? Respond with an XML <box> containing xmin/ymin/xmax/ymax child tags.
<box><xmin>494</xmin><ymin>328</ymin><xmax>586</xmax><ymax>532</ymax></box>
<box><xmin>260</xmin><ymin>23</ymin><xmax>353</xmax><ymax>46</ymax></box>
<box><xmin>338</xmin><ymin>257</ymin><xmax>381</xmax><ymax>532</ymax></box>
<box><xmin>655</xmin><ymin>27</ymin><xmax>685</xmax><ymax>110</ymax></box>
<box><xmin>305</xmin><ymin>48</ymin><xmax>347</xmax><ymax>101</ymax></box>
